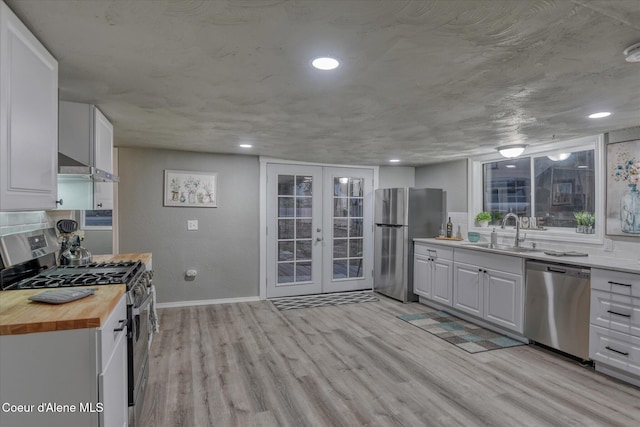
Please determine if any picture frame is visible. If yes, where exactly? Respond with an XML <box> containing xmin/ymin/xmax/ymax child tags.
<box><xmin>552</xmin><ymin>180</ymin><xmax>573</xmax><ymax>206</ymax></box>
<box><xmin>164</xmin><ymin>170</ymin><xmax>217</xmax><ymax>207</ymax></box>
<box><xmin>606</xmin><ymin>139</ymin><xmax>639</xmax><ymax>236</ymax></box>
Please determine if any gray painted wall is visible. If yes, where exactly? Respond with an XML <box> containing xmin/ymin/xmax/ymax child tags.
<box><xmin>83</xmin><ymin>230</ymin><xmax>112</xmax><ymax>255</ymax></box>
<box><xmin>118</xmin><ymin>148</ymin><xmax>260</xmax><ymax>304</ymax></box>
<box><xmin>415</xmin><ymin>159</ymin><xmax>468</xmax><ymax>213</ymax></box>
<box><xmin>378</xmin><ymin>166</ymin><xmax>415</xmax><ymax>188</ymax></box>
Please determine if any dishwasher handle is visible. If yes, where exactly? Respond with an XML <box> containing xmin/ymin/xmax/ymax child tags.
<box><xmin>526</xmin><ymin>260</ymin><xmax>590</xmax><ymax>278</ymax></box>
<box><xmin>547</xmin><ymin>266</ymin><xmax>568</xmax><ymax>274</ymax></box>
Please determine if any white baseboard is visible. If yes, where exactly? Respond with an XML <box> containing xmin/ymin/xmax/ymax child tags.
<box><xmin>156</xmin><ymin>295</ymin><xmax>261</xmax><ymax>309</ymax></box>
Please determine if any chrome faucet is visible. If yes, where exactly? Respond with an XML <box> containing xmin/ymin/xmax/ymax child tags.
<box><xmin>502</xmin><ymin>213</ymin><xmax>526</xmax><ymax>247</ymax></box>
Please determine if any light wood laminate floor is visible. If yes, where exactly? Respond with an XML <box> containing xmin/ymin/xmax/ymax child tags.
<box><xmin>140</xmin><ymin>295</ymin><xmax>640</xmax><ymax>426</ymax></box>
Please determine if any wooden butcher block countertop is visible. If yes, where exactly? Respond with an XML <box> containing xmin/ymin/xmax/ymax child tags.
<box><xmin>93</xmin><ymin>252</ymin><xmax>152</xmax><ymax>267</ymax></box>
<box><xmin>0</xmin><ymin>284</ymin><xmax>125</xmax><ymax>336</ymax></box>
<box><xmin>0</xmin><ymin>253</ymin><xmax>152</xmax><ymax>336</ymax></box>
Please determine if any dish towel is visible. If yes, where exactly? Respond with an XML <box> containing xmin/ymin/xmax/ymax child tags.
<box><xmin>149</xmin><ymin>283</ymin><xmax>160</xmax><ymax>333</ymax></box>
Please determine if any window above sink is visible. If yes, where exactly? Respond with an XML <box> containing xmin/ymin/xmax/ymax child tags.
<box><xmin>468</xmin><ymin>135</ymin><xmax>605</xmax><ymax>244</ymax></box>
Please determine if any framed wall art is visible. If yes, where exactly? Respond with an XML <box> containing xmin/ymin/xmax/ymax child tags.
<box><xmin>606</xmin><ymin>139</ymin><xmax>639</xmax><ymax>236</ymax></box>
<box><xmin>164</xmin><ymin>170</ymin><xmax>217</xmax><ymax>207</ymax></box>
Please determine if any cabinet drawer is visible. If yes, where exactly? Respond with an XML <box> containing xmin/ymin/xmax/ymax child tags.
<box><xmin>591</xmin><ymin>290</ymin><xmax>640</xmax><ymax>337</ymax></box>
<box><xmin>455</xmin><ymin>248</ymin><xmax>522</xmax><ymax>275</ymax></box>
<box><xmin>414</xmin><ymin>243</ymin><xmax>453</xmax><ymax>260</ymax></box>
<box><xmin>590</xmin><ymin>325</ymin><xmax>640</xmax><ymax>377</ymax></box>
<box><xmin>97</xmin><ymin>294</ymin><xmax>127</xmax><ymax>369</ymax></box>
<box><xmin>591</xmin><ymin>268</ymin><xmax>640</xmax><ymax>296</ymax></box>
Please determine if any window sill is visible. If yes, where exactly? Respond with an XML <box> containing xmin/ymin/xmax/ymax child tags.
<box><xmin>468</xmin><ymin>226</ymin><xmax>603</xmax><ymax>245</ymax></box>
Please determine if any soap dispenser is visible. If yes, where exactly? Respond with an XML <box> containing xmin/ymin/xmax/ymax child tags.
<box><xmin>491</xmin><ymin>227</ymin><xmax>498</xmax><ymax>247</ymax></box>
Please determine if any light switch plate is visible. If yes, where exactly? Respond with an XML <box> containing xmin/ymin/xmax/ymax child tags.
<box><xmin>604</xmin><ymin>238</ymin><xmax>613</xmax><ymax>252</ymax></box>
<box><xmin>187</xmin><ymin>220</ymin><xmax>198</xmax><ymax>231</ymax></box>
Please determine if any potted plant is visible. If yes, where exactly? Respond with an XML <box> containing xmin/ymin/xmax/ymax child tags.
<box><xmin>574</xmin><ymin>211</ymin><xmax>595</xmax><ymax>234</ymax></box>
<box><xmin>475</xmin><ymin>211</ymin><xmax>492</xmax><ymax>227</ymax></box>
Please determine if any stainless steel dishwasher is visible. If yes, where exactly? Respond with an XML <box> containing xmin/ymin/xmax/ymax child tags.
<box><xmin>524</xmin><ymin>260</ymin><xmax>591</xmax><ymax>360</ymax></box>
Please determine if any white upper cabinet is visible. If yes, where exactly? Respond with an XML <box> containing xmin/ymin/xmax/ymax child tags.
<box><xmin>59</xmin><ymin>101</ymin><xmax>114</xmax><ymax>174</ymax></box>
<box><xmin>0</xmin><ymin>1</ymin><xmax>58</xmax><ymax>211</ymax></box>
<box><xmin>58</xmin><ymin>101</ymin><xmax>115</xmax><ymax>210</ymax></box>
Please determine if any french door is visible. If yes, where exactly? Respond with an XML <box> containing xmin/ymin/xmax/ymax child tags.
<box><xmin>266</xmin><ymin>164</ymin><xmax>373</xmax><ymax>298</ymax></box>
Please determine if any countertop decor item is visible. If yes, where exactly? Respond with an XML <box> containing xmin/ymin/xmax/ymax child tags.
<box><xmin>606</xmin><ymin>139</ymin><xmax>639</xmax><ymax>236</ymax></box>
<box><xmin>435</xmin><ymin>236</ymin><xmax>464</xmax><ymax>241</ymax></box>
<box><xmin>475</xmin><ymin>211</ymin><xmax>491</xmax><ymax>227</ymax></box>
<box><xmin>467</xmin><ymin>231</ymin><xmax>481</xmax><ymax>242</ymax></box>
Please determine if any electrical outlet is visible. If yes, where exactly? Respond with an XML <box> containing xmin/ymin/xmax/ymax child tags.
<box><xmin>187</xmin><ymin>220</ymin><xmax>198</xmax><ymax>231</ymax></box>
<box><xmin>604</xmin><ymin>238</ymin><xmax>613</xmax><ymax>252</ymax></box>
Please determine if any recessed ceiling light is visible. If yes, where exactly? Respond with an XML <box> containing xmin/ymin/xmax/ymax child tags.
<box><xmin>311</xmin><ymin>57</ymin><xmax>339</xmax><ymax>70</ymax></box>
<box><xmin>505</xmin><ymin>164</ymin><xmax>516</xmax><ymax>168</ymax></box>
<box><xmin>623</xmin><ymin>42</ymin><xmax>640</xmax><ymax>62</ymax></box>
<box><xmin>239</xmin><ymin>144</ymin><xmax>252</xmax><ymax>148</ymax></box>
<box><xmin>588</xmin><ymin>112</ymin><xmax>611</xmax><ymax>119</ymax></box>
<box><xmin>578</xmin><ymin>165</ymin><xmax>589</xmax><ymax>169</ymax></box>
<box><xmin>389</xmin><ymin>159</ymin><xmax>400</xmax><ymax>163</ymax></box>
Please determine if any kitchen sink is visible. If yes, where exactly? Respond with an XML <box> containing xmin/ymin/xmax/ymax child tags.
<box><xmin>462</xmin><ymin>243</ymin><xmax>540</xmax><ymax>253</ymax></box>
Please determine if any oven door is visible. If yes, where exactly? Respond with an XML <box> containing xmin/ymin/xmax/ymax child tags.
<box><xmin>129</xmin><ymin>291</ymin><xmax>151</xmax><ymax>406</ymax></box>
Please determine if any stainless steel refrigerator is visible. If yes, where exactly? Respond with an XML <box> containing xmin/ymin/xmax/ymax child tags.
<box><xmin>374</xmin><ymin>188</ymin><xmax>444</xmax><ymax>302</ymax></box>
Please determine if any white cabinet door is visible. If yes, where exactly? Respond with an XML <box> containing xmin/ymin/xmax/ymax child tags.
<box><xmin>94</xmin><ymin>107</ymin><xmax>113</xmax><ymax>173</ymax></box>
<box><xmin>413</xmin><ymin>254</ymin><xmax>432</xmax><ymax>298</ymax></box>
<box><xmin>93</xmin><ymin>107</ymin><xmax>114</xmax><ymax>209</ymax></box>
<box><xmin>484</xmin><ymin>268</ymin><xmax>523</xmax><ymax>333</ymax></box>
<box><xmin>0</xmin><ymin>2</ymin><xmax>58</xmax><ymax>211</ymax></box>
<box><xmin>98</xmin><ymin>294</ymin><xmax>127</xmax><ymax>427</ymax></box>
<box><xmin>98</xmin><ymin>329</ymin><xmax>127</xmax><ymax>427</ymax></box>
<box><xmin>453</xmin><ymin>262</ymin><xmax>483</xmax><ymax>317</ymax></box>
<box><xmin>432</xmin><ymin>258</ymin><xmax>453</xmax><ymax>306</ymax></box>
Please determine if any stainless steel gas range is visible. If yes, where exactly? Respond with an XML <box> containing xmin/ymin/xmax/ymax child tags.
<box><xmin>0</xmin><ymin>228</ymin><xmax>152</xmax><ymax>427</ymax></box>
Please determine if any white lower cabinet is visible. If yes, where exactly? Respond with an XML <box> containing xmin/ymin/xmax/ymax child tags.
<box><xmin>589</xmin><ymin>268</ymin><xmax>640</xmax><ymax>386</ymax></box>
<box><xmin>453</xmin><ymin>261</ymin><xmax>483</xmax><ymax>316</ymax></box>
<box><xmin>413</xmin><ymin>243</ymin><xmax>453</xmax><ymax>306</ymax></box>
<box><xmin>452</xmin><ymin>249</ymin><xmax>524</xmax><ymax>334</ymax></box>
<box><xmin>590</xmin><ymin>325</ymin><xmax>640</xmax><ymax>378</ymax></box>
<box><xmin>0</xmin><ymin>294</ymin><xmax>127</xmax><ymax>427</ymax></box>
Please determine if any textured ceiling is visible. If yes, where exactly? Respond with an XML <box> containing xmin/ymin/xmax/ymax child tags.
<box><xmin>5</xmin><ymin>0</ymin><xmax>640</xmax><ymax>166</ymax></box>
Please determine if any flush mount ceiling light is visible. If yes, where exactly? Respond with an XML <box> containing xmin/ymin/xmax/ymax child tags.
<box><xmin>623</xmin><ymin>42</ymin><xmax>640</xmax><ymax>63</ymax></box>
<box><xmin>588</xmin><ymin>112</ymin><xmax>611</xmax><ymax>119</ymax></box>
<box><xmin>505</xmin><ymin>164</ymin><xmax>516</xmax><ymax>168</ymax></box>
<box><xmin>239</xmin><ymin>144</ymin><xmax>252</xmax><ymax>148</ymax></box>
<box><xmin>547</xmin><ymin>153</ymin><xmax>571</xmax><ymax>161</ymax></box>
<box><xmin>311</xmin><ymin>57</ymin><xmax>339</xmax><ymax>70</ymax></box>
<box><xmin>389</xmin><ymin>159</ymin><xmax>400</xmax><ymax>163</ymax></box>
<box><xmin>497</xmin><ymin>144</ymin><xmax>527</xmax><ymax>158</ymax></box>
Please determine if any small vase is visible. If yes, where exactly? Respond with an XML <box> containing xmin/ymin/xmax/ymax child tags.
<box><xmin>188</xmin><ymin>192</ymin><xmax>196</xmax><ymax>204</ymax></box>
<box><xmin>179</xmin><ymin>192</ymin><xmax>186</xmax><ymax>203</ymax></box>
<box><xmin>479</xmin><ymin>220</ymin><xmax>489</xmax><ymax>228</ymax></box>
<box><xmin>620</xmin><ymin>184</ymin><xmax>640</xmax><ymax>234</ymax></box>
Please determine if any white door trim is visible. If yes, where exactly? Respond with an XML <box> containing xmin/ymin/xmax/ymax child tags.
<box><xmin>259</xmin><ymin>157</ymin><xmax>379</xmax><ymax>300</ymax></box>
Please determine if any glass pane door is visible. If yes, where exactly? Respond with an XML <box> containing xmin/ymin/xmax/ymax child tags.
<box><xmin>276</xmin><ymin>174</ymin><xmax>313</xmax><ymax>284</ymax></box>
<box><xmin>266</xmin><ymin>164</ymin><xmax>322</xmax><ymax>298</ymax></box>
<box><xmin>323</xmin><ymin>167</ymin><xmax>373</xmax><ymax>293</ymax></box>
<box><xmin>332</xmin><ymin>177</ymin><xmax>364</xmax><ymax>280</ymax></box>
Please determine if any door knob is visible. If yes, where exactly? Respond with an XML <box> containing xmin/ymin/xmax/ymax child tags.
<box><xmin>317</xmin><ymin>228</ymin><xmax>322</xmax><ymax>232</ymax></box>
<box><xmin>96</xmin><ymin>203</ymin><xmax>103</xmax><ymax>208</ymax></box>
<box><xmin>316</xmin><ymin>237</ymin><xmax>323</xmax><ymax>242</ymax></box>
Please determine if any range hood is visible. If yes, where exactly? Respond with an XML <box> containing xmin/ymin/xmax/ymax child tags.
<box><xmin>58</xmin><ymin>153</ymin><xmax>119</xmax><ymax>182</ymax></box>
